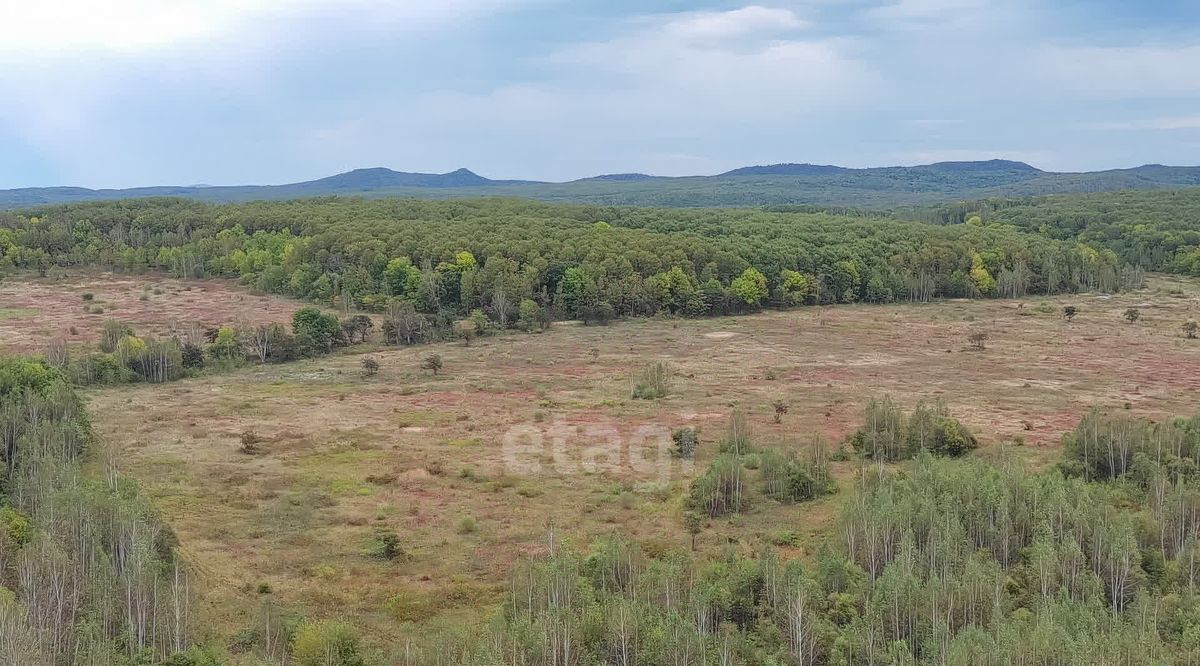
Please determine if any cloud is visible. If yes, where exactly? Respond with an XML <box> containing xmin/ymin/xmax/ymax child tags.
<box><xmin>0</xmin><ymin>0</ymin><xmax>525</xmax><ymax>58</ymax></box>
<box><xmin>1040</xmin><ymin>45</ymin><xmax>1200</xmax><ymax>99</ymax></box>
<box><xmin>1086</xmin><ymin>116</ymin><xmax>1200</xmax><ymax>131</ymax></box>
<box><xmin>553</xmin><ymin>6</ymin><xmax>872</xmax><ymax>110</ymax></box>
<box><xmin>865</xmin><ymin>0</ymin><xmax>994</xmax><ymax>28</ymax></box>
<box><xmin>290</xmin><ymin>6</ymin><xmax>881</xmax><ymax>180</ymax></box>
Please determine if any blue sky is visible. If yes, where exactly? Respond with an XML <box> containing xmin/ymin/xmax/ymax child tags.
<box><xmin>2</xmin><ymin>0</ymin><xmax>1200</xmax><ymax>188</ymax></box>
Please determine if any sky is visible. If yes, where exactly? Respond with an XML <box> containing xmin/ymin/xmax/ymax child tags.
<box><xmin>2</xmin><ymin>0</ymin><xmax>1200</xmax><ymax>188</ymax></box>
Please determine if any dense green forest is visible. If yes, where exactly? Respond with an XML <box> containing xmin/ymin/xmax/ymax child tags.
<box><xmin>0</xmin><ymin>197</ymin><xmax>1138</xmax><ymax>337</ymax></box>
<box><xmin>925</xmin><ymin>188</ymin><xmax>1200</xmax><ymax>275</ymax></box>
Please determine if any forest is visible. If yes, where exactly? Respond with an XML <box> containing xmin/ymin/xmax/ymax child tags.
<box><xmin>923</xmin><ymin>188</ymin><xmax>1200</xmax><ymax>276</ymax></box>
<box><xmin>0</xmin><ymin>197</ymin><xmax>1142</xmax><ymax>337</ymax></box>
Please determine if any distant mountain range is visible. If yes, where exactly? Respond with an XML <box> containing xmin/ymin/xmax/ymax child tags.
<box><xmin>4</xmin><ymin>160</ymin><xmax>1200</xmax><ymax>210</ymax></box>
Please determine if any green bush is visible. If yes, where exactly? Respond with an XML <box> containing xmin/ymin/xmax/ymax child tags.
<box><xmin>291</xmin><ymin>620</ymin><xmax>364</xmax><ymax>666</ymax></box>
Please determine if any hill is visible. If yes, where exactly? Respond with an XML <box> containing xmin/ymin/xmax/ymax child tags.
<box><xmin>3</xmin><ymin>161</ymin><xmax>1200</xmax><ymax>209</ymax></box>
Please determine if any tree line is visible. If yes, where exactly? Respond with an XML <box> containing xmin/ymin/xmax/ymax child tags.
<box><xmin>0</xmin><ymin>197</ymin><xmax>1140</xmax><ymax>333</ymax></box>
<box><xmin>921</xmin><ymin>188</ymin><xmax>1200</xmax><ymax>276</ymax></box>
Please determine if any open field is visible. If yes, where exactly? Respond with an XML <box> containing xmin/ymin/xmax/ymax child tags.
<box><xmin>0</xmin><ymin>271</ymin><xmax>307</xmax><ymax>354</ymax></box>
<box><xmin>84</xmin><ymin>275</ymin><xmax>1200</xmax><ymax>653</ymax></box>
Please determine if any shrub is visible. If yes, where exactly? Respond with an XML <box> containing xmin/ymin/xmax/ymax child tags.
<box><xmin>686</xmin><ymin>453</ymin><xmax>743</xmax><ymax>517</ymax></box>
<box><xmin>672</xmin><ymin>427</ymin><xmax>698</xmax><ymax>459</ymax></box>
<box><xmin>81</xmin><ymin>292</ymin><xmax>94</xmax><ymax>301</ymax></box>
<box><xmin>180</xmin><ymin>342</ymin><xmax>205</xmax><ymax>369</ymax></box>
<box><xmin>162</xmin><ymin>645</ymin><xmax>226</xmax><ymax>666</ymax></box>
<box><xmin>239</xmin><ymin>430</ymin><xmax>264</xmax><ymax>455</ymax></box>
<box><xmin>0</xmin><ymin>507</ymin><xmax>32</xmax><ymax>546</ymax></box>
<box><xmin>364</xmin><ymin>529</ymin><xmax>403</xmax><ymax>560</ymax></box>
<box><xmin>457</xmin><ymin>516</ymin><xmax>477</xmax><ymax>534</ymax></box>
<box><xmin>360</xmin><ymin>356</ymin><xmax>380</xmax><ymax>377</ymax></box>
<box><xmin>968</xmin><ymin>331</ymin><xmax>988</xmax><ymax>350</ymax></box>
<box><xmin>632</xmin><ymin>360</ymin><xmax>672</xmax><ymax>399</ymax></box>
<box><xmin>291</xmin><ymin>620</ymin><xmax>364</xmax><ymax>666</ymax></box>
<box><xmin>421</xmin><ymin>354</ymin><xmax>443</xmax><ymax>375</ymax></box>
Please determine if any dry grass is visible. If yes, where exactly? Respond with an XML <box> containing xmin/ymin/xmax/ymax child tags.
<box><xmin>80</xmin><ymin>274</ymin><xmax>1200</xmax><ymax>650</ymax></box>
<box><xmin>0</xmin><ymin>270</ymin><xmax>307</xmax><ymax>354</ymax></box>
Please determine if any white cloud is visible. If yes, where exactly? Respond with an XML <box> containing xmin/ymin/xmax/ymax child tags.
<box><xmin>1040</xmin><ymin>45</ymin><xmax>1200</xmax><ymax>98</ymax></box>
<box><xmin>0</xmin><ymin>0</ymin><xmax>521</xmax><ymax>58</ymax></box>
<box><xmin>656</xmin><ymin>5</ymin><xmax>808</xmax><ymax>42</ymax></box>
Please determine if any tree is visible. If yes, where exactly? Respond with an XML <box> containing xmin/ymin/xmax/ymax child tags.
<box><xmin>730</xmin><ymin>267</ymin><xmax>769</xmax><ymax>309</ymax></box>
<box><xmin>1185</xmin><ymin>320</ymin><xmax>1199</xmax><ymax>339</ymax></box>
<box><xmin>340</xmin><ymin>315</ymin><xmax>374</xmax><ymax>344</ymax></box>
<box><xmin>383</xmin><ymin>300</ymin><xmax>426</xmax><ymax>345</ymax></box>
<box><xmin>683</xmin><ymin>511</ymin><xmax>703</xmax><ymax>551</ymax></box>
<box><xmin>421</xmin><ymin>354</ymin><xmax>443</xmax><ymax>375</ymax></box>
<box><xmin>361</xmin><ymin>356</ymin><xmax>380</xmax><ymax>377</ymax></box>
<box><xmin>1063</xmin><ymin>305</ymin><xmax>1078</xmax><ymax>322</ymax></box>
<box><xmin>383</xmin><ymin>257</ymin><xmax>421</xmax><ymax>298</ymax></box>
<box><xmin>517</xmin><ymin>298</ymin><xmax>544</xmax><ymax>332</ymax></box>
<box><xmin>293</xmin><ymin>306</ymin><xmax>341</xmax><ymax>356</ymax></box>
<box><xmin>1124</xmin><ymin>308</ymin><xmax>1141</xmax><ymax>324</ymax></box>
<box><xmin>776</xmin><ymin>269</ymin><xmax>819</xmax><ymax>306</ymax></box>
<box><xmin>968</xmin><ymin>252</ymin><xmax>996</xmax><ymax>296</ymax></box>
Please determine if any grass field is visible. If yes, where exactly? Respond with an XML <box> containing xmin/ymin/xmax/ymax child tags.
<box><xmin>0</xmin><ymin>271</ymin><xmax>307</xmax><ymax>354</ymax></box>
<box><xmin>80</xmin><ymin>275</ymin><xmax>1200</xmax><ymax>654</ymax></box>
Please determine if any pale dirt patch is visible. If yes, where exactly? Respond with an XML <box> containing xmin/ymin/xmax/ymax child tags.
<box><xmin>703</xmin><ymin>331</ymin><xmax>737</xmax><ymax>339</ymax></box>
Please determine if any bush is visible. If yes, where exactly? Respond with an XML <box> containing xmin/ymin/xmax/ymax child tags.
<box><xmin>686</xmin><ymin>453</ymin><xmax>744</xmax><ymax>517</ymax></box>
<box><xmin>291</xmin><ymin>620</ymin><xmax>364</xmax><ymax>666</ymax></box>
<box><xmin>360</xmin><ymin>356</ymin><xmax>380</xmax><ymax>377</ymax></box>
<box><xmin>421</xmin><ymin>354</ymin><xmax>443</xmax><ymax>375</ymax></box>
<box><xmin>632</xmin><ymin>360</ymin><xmax>672</xmax><ymax>399</ymax></box>
<box><xmin>855</xmin><ymin>397</ymin><xmax>978</xmax><ymax>460</ymax></box>
<box><xmin>239</xmin><ymin>430</ymin><xmax>264</xmax><ymax>455</ymax></box>
<box><xmin>0</xmin><ymin>506</ymin><xmax>32</xmax><ymax>546</ymax></box>
<box><xmin>162</xmin><ymin>645</ymin><xmax>227</xmax><ymax>666</ymax></box>
<box><xmin>364</xmin><ymin>529</ymin><xmax>403</xmax><ymax>560</ymax></box>
<box><xmin>180</xmin><ymin>342</ymin><xmax>205</xmax><ymax>369</ymax></box>
<box><xmin>457</xmin><ymin>516</ymin><xmax>477</xmax><ymax>534</ymax></box>
<box><xmin>81</xmin><ymin>292</ymin><xmax>94</xmax><ymax>301</ymax></box>
<box><xmin>672</xmin><ymin>427</ymin><xmax>698</xmax><ymax>459</ymax></box>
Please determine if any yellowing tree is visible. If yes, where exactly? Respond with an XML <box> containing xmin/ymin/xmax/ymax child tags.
<box><xmin>969</xmin><ymin>253</ymin><xmax>996</xmax><ymax>296</ymax></box>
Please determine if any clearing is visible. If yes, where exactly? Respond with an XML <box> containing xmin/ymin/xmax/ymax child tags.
<box><xmin>0</xmin><ymin>270</ymin><xmax>307</xmax><ymax>354</ymax></box>
<box><xmin>81</xmin><ymin>275</ymin><xmax>1200</xmax><ymax>650</ymax></box>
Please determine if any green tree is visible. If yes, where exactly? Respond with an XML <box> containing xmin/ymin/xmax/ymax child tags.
<box><xmin>293</xmin><ymin>306</ymin><xmax>341</xmax><ymax>356</ymax></box>
<box><xmin>729</xmin><ymin>267</ymin><xmax>769</xmax><ymax>308</ymax></box>
<box><xmin>383</xmin><ymin>257</ymin><xmax>422</xmax><ymax>298</ymax></box>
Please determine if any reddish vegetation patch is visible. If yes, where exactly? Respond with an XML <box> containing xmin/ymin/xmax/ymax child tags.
<box><xmin>0</xmin><ymin>271</ymin><xmax>307</xmax><ymax>354</ymax></box>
